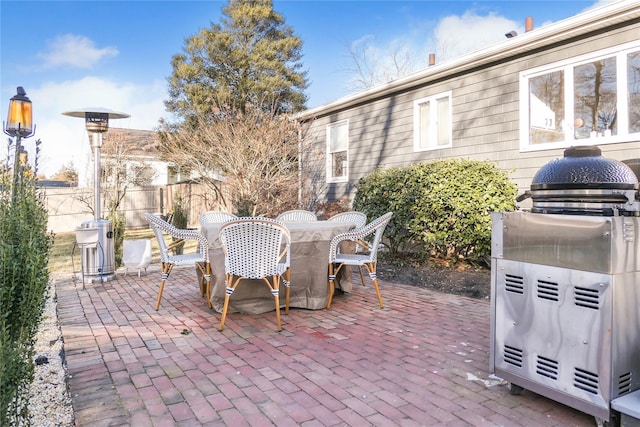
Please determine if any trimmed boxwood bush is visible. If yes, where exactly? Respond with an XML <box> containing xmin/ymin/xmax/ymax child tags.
<box><xmin>353</xmin><ymin>158</ymin><xmax>517</xmax><ymax>264</ymax></box>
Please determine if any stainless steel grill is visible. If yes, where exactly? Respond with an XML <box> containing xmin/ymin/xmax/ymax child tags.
<box><xmin>490</xmin><ymin>146</ymin><xmax>640</xmax><ymax>426</ymax></box>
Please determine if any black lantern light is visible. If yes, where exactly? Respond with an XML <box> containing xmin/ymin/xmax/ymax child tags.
<box><xmin>4</xmin><ymin>86</ymin><xmax>36</xmax><ymax>202</ymax></box>
<box><xmin>4</xmin><ymin>86</ymin><xmax>34</xmax><ymax>138</ymax></box>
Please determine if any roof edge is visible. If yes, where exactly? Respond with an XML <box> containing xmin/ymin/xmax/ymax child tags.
<box><xmin>296</xmin><ymin>0</ymin><xmax>639</xmax><ymax>121</ymax></box>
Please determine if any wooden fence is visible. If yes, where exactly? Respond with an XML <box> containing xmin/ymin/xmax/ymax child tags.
<box><xmin>44</xmin><ymin>182</ymin><xmax>228</xmax><ymax>233</ymax></box>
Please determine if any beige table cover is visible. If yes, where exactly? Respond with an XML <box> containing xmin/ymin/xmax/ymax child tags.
<box><xmin>201</xmin><ymin>220</ymin><xmax>354</xmax><ymax>314</ymax></box>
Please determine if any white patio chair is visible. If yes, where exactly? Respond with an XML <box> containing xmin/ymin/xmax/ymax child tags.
<box><xmin>327</xmin><ymin>212</ymin><xmax>393</xmax><ymax>309</ymax></box>
<box><xmin>218</xmin><ymin>217</ymin><xmax>291</xmax><ymax>331</ymax></box>
<box><xmin>275</xmin><ymin>209</ymin><xmax>317</xmax><ymax>222</ymax></box>
<box><xmin>145</xmin><ymin>213</ymin><xmax>212</xmax><ymax>310</ymax></box>
<box><xmin>327</xmin><ymin>211</ymin><xmax>367</xmax><ymax>228</ymax></box>
<box><xmin>123</xmin><ymin>239</ymin><xmax>152</xmax><ymax>277</ymax></box>
<box><xmin>328</xmin><ymin>211</ymin><xmax>368</xmax><ymax>282</ymax></box>
<box><xmin>199</xmin><ymin>210</ymin><xmax>237</xmax><ymax>225</ymax></box>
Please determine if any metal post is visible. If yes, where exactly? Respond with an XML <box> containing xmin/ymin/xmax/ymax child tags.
<box><xmin>90</xmin><ymin>132</ymin><xmax>102</xmax><ymax>220</ymax></box>
<box><xmin>11</xmin><ymin>135</ymin><xmax>22</xmax><ymax>204</ymax></box>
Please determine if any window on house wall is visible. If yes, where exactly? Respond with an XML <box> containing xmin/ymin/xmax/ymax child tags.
<box><xmin>521</xmin><ymin>41</ymin><xmax>640</xmax><ymax>150</ymax></box>
<box><xmin>413</xmin><ymin>92</ymin><xmax>452</xmax><ymax>151</ymax></box>
<box><xmin>131</xmin><ymin>165</ymin><xmax>155</xmax><ymax>186</ymax></box>
<box><xmin>326</xmin><ymin>120</ymin><xmax>348</xmax><ymax>182</ymax></box>
<box><xmin>167</xmin><ymin>165</ymin><xmax>191</xmax><ymax>184</ymax></box>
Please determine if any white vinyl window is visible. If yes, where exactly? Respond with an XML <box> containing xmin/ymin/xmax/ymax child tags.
<box><xmin>520</xmin><ymin>40</ymin><xmax>640</xmax><ymax>151</ymax></box>
<box><xmin>326</xmin><ymin>120</ymin><xmax>348</xmax><ymax>182</ymax></box>
<box><xmin>413</xmin><ymin>91</ymin><xmax>452</xmax><ymax>151</ymax></box>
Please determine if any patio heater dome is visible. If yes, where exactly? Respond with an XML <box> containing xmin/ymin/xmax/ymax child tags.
<box><xmin>62</xmin><ymin>107</ymin><xmax>130</xmax><ymax>134</ymax></box>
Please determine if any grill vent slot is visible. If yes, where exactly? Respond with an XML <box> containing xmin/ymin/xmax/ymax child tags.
<box><xmin>503</xmin><ymin>345</ymin><xmax>523</xmax><ymax>367</ymax></box>
<box><xmin>537</xmin><ymin>280</ymin><xmax>559</xmax><ymax>301</ymax></box>
<box><xmin>574</xmin><ymin>368</ymin><xmax>599</xmax><ymax>394</ymax></box>
<box><xmin>574</xmin><ymin>286</ymin><xmax>600</xmax><ymax>309</ymax></box>
<box><xmin>618</xmin><ymin>372</ymin><xmax>632</xmax><ymax>394</ymax></box>
<box><xmin>505</xmin><ymin>274</ymin><xmax>524</xmax><ymax>294</ymax></box>
<box><xmin>536</xmin><ymin>355</ymin><xmax>559</xmax><ymax>380</ymax></box>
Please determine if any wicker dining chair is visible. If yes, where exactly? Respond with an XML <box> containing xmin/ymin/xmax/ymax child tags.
<box><xmin>145</xmin><ymin>213</ymin><xmax>212</xmax><ymax>310</ymax></box>
<box><xmin>327</xmin><ymin>211</ymin><xmax>367</xmax><ymax>228</ymax></box>
<box><xmin>275</xmin><ymin>209</ymin><xmax>317</xmax><ymax>222</ymax></box>
<box><xmin>218</xmin><ymin>217</ymin><xmax>291</xmax><ymax>331</ymax></box>
<box><xmin>328</xmin><ymin>211</ymin><xmax>368</xmax><ymax>283</ymax></box>
<box><xmin>199</xmin><ymin>210</ymin><xmax>237</xmax><ymax>225</ymax></box>
<box><xmin>327</xmin><ymin>212</ymin><xmax>393</xmax><ymax>309</ymax></box>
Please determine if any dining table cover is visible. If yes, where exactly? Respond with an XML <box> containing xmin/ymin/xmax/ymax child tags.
<box><xmin>200</xmin><ymin>220</ymin><xmax>355</xmax><ymax>314</ymax></box>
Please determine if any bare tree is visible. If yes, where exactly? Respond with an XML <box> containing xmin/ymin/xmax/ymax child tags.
<box><xmin>50</xmin><ymin>161</ymin><xmax>78</xmax><ymax>183</ymax></box>
<box><xmin>630</xmin><ymin>52</ymin><xmax>640</xmax><ymax>133</ymax></box>
<box><xmin>574</xmin><ymin>58</ymin><xmax>617</xmax><ymax>136</ymax></box>
<box><xmin>344</xmin><ymin>36</ymin><xmax>416</xmax><ymax>91</ymax></box>
<box><xmin>74</xmin><ymin>129</ymin><xmax>158</xmax><ymax>266</ymax></box>
<box><xmin>76</xmin><ymin>129</ymin><xmax>157</xmax><ymax>217</ymax></box>
<box><xmin>159</xmin><ymin>105</ymin><xmax>319</xmax><ymax>217</ymax></box>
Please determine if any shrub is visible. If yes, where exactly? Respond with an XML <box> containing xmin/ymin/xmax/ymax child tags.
<box><xmin>316</xmin><ymin>197</ymin><xmax>351</xmax><ymax>220</ymax></box>
<box><xmin>170</xmin><ymin>193</ymin><xmax>188</xmax><ymax>255</ymax></box>
<box><xmin>352</xmin><ymin>167</ymin><xmax>413</xmax><ymax>257</ymax></box>
<box><xmin>354</xmin><ymin>159</ymin><xmax>517</xmax><ymax>264</ymax></box>
<box><xmin>110</xmin><ymin>210</ymin><xmax>126</xmax><ymax>268</ymax></box>
<box><xmin>0</xmin><ymin>141</ymin><xmax>53</xmax><ymax>424</ymax></box>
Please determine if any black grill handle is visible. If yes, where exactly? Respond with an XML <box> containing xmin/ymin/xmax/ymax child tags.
<box><xmin>516</xmin><ymin>190</ymin><xmax>531</xmax><ymax>202</ymax></box>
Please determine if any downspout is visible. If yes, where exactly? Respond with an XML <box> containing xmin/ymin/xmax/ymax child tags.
<box><xmin>297</xmin><ymin>127</ymin><xmax>302</xmax><ymax>207</ymax></box>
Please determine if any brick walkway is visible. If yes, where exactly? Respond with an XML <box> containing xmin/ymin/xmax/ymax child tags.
<box><xmin>55</xmin><ymin>266</ymin><xmax>595</xmax><ymax>426</ymax></box>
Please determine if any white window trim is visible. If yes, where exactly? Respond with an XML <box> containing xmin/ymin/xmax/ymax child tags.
<box><xmin>326</xmin><ymin>119</ymin><xmax>349</xmax><ymax>183</ymax></box>
<box><xmin>519</xmin><ymin>39</ymin><xmax>640</xmax><ymax>152</ymax></box>
<box><xmin>413</xmin><ymin>91</ymin><xmax>452</xmax><ymax>152</ymax></box>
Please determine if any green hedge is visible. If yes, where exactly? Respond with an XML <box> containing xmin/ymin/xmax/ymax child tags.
<box><xmin>353</xmin><ymin>158</ymin><xmax>517</xmax><ymax>264</ymax></box>
<box><xmin>0</xmin><ymin>153</ymin><xmax>53</xmax><ymax>424</ymax></box>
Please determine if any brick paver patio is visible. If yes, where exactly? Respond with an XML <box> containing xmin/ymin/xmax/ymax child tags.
<box><xmin>55</xmin><ymin>265</ymin><xmax>595</xmax><ymax>426</ymax></box>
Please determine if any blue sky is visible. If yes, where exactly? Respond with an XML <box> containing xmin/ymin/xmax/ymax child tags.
<box><xmin>1</xmin><ymin>0</ymin><xmax>613</xmax><ymax>178</ymax></box>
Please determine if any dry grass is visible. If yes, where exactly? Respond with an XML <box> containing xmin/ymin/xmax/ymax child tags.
<box><xmin>47</xmin><ymin>228</ymin><xmax>198</xmax><ymax>275</ymax></box>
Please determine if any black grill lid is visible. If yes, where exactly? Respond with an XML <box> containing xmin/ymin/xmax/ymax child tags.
<box><xmin>531</xmin><ymin>146</ymin><xmax>639</xmax><ymax>190</ymax></box>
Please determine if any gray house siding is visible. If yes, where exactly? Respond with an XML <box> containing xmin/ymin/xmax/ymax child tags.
<box><xmin>300</xmin><ymin>3</ymin><xmax>640</xmax><ymax>206</ymax></box>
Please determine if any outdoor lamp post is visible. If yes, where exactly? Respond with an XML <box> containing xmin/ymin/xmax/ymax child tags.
<box><xmin>3</xmin><ymin>86</ymin><xmax>35</xmax><ymax>201</ymax></box>
<box><xmin>62</xmin><ymin>107</ymin><xmax>129</xmax><ymax>283</ymax></box>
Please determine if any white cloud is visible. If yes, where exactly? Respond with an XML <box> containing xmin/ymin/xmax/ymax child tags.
<box><xmin>26</xmin><ymin>77</ymin><xmax>168</xmax><ymax>179</ymax></box>
<box><xmin>37</xmin><ymin>34</ymin><xmax>118</xmax><ymax>69</ymax></box>
<box><xmin>433</xmin><ymin>11</ymin><xmax>519</xmax><ymax>62</ymax></box>
<box><xmin>345</xmin><ymin>27</ymin><xmax>436</xmax><ymax>90</ymax></box>
<box><xmin>345</xmin><ymin>10</ymin><xmax>520</xmax><ymax>90</ymax></box>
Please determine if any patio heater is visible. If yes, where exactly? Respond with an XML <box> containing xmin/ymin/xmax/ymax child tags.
<box><xmin>63</xmin><ymin>107</ymin><xmax>129</xmax><ymax>282</ymax></box>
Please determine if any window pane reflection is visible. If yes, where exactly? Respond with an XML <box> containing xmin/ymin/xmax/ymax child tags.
<box><xmin>529</xmin><ymin>71</ymin><xmax>564</xmax><ymax>144</ymax></box>
<box><xmin>574</xmin><ymin>57</ymin><xmax>617</xmax><ymax>139</ymax></box>
<box><xmin>628</xmin><ymin>51</ymin><xmax>640</xmax><ymax>133</ymax></box>
<box><xmin>332</xmin><ymin>151</ymin><xmax>346</xmax><ymax>177</ymax></box>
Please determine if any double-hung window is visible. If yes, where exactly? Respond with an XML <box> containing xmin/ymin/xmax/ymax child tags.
<box><xmin>413</xmin><ymin>91</ymin><xmax>452</xmax><ymax>151</ymax></box>
<box><xmin>521</xmin><ymin>40</ymin><xmax>640</xmax><ymax>150</ymax></box>
<box><xmin>326</xmin><ymin>120</ymin><xmax>348</xmax><ymax>182</ymax></box>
